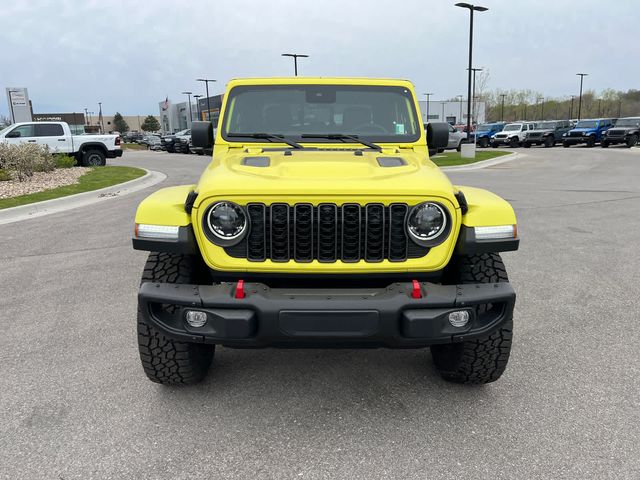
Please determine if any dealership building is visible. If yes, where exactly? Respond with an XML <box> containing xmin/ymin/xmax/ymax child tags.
<box><xmin>158</xmin><ymin>94</ymin><xmax>223</xmax><ymax>133</ymax></box>
<box><xmin>418</xmin><ymin>100</ymin><xmax>486</xmax><ymax>125</ymax></box>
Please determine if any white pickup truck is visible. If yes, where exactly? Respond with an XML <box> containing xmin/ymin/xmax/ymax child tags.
<box><xmin>0</xmin><ymin>121</ymin><xmax>122</xmax><ymax>166</ymax></box>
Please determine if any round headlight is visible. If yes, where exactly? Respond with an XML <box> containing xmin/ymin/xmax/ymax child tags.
<box><xmin>204</xmin><ymin>201</ymin><xmax>247</xmax><ymax>245</ymax></box>
<box><xmin>407</xmin><ymin>202</ymin><xmax>449</xmax><ymax>246</ymax></box>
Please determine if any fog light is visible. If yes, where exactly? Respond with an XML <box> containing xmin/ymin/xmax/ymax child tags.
<box><xmin>185</xmin><ymin>310</ymin><xmax>207</xmax><ymax>328</ymax></box>
<box><xmin>448</xmin><ymin>310</ymin><xmax>470</xmax><ymax>327</ymax></box>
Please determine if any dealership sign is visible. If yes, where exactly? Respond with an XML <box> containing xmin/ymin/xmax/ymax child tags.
<box><xmin>5</xmin><ymin>87</ymin><xmax>32</xmax><ymax>123</ymax></box>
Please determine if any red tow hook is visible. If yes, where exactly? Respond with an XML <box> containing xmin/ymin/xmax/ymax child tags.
<box><xmin>411</xmin><ymin>279</ymin><xmax>422</xmax><ymax>299</ymax></box>
<box><xmin>235</xmin><ymin>279</ymin><xmax>246</xmax><ymax>299</ymax></box>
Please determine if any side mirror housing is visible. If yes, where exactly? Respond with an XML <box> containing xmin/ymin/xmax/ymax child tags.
<box><xmin>426</xmin><ymin>122</ymin><xmax>449</xmax><ymax>150</ymax></box>
<box><xmin>191</xmin><ymin>121</ymin><xmax>214</xmax><ymax>148</ymax></box>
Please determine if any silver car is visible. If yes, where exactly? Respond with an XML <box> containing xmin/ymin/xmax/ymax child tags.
<box><xmin>446</xmin><ymin>124</ymin><xmax>468</xmax><ymax>151</ymax></box>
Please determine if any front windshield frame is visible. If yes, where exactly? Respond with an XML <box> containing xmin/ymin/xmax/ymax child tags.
<box><xmin>503</xmin><ymin>124</ymin><xmax>522</xmax><ymax>132</ymax></box>
<box><xmin>0</xmin><ymin>124</ymin><xmax>14</xmax><ymax>136</ymax></box>
<box><xmin>221</xmin><ymin>84</ymin><xmax>421</xmax><ymax>144</ymax></box>
<box><xmin>614</xmin><ymin>118</ymin><xmax>640</xmax><ymax>127</ymax></box>
<box><xmin>575</xmin><ymin>120</ymin><xmax>598</xmax><ymax>128</ymax></box>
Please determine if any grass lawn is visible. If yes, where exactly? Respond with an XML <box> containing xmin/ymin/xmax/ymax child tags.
<box><xmin>122</xmin><ymin>143</ymin><xmax>147</xmax><ymax>150</ymax></box>
<box><xmin>431</xmin><ymin>150</ymin><xmax>512</xmax><ymax>167</ymax></box>
<box><xmin>0</xmin><ymin>166</ymin><xmax>146</xmax><ymax>210</ymax></box>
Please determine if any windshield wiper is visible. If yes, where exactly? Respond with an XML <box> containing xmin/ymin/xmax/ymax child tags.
<box><xmin>300</xmin><ymin>133</ymin><xmax>382</xmax><ymax>151</ymax></box>
<box><xmin>227</xmin><ymin>132</ymin><xmax>303</xmax><ymax>149</ymax></box>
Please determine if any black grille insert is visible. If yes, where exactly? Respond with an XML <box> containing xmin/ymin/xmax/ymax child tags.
<box><xmin>224</xmin><ymin>203</ymin><xmax>430</xmax><ymax>263</ymax></box>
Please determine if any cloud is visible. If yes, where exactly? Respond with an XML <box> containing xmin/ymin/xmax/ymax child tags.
<box><xmin>1</xmin><ymin>0</ymin><xmax>637</xmax><ymax>117</ymax></box>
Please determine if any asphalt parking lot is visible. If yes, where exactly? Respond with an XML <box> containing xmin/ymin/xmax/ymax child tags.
<box><xmin>1</xmin><ymin>146</ymin><xmax>639</xmax><ymax>479</ymax></box>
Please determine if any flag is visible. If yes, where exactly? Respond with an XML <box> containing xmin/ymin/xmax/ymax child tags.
<box><xmin>162</xmin><ymin>96</ymin><xmax>170</xmax><ymax>111</ymax></box>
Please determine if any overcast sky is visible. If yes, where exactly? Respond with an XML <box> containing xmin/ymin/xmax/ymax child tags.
<box><xmin>2</xmin><ymin>0</ymin><xmax>638</xmax><ymax>117</ymax></box>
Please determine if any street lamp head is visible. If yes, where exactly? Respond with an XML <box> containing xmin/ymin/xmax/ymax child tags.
<box><xmin>282</xmin><ymin>53</ymin><xmax>309</xmax><ymax>58</ymax></box>
<box><xmin>196</xmin><ymin>78</ymin><xmax>216</xmax><ymax>82</ymax></box>
<box><xmin>455</xmin><ymin>3</ymin><xmax>488</xmax><ymax>11</ymax></box>
<box><xmin>576</xmin><ymin>73</ymin><xmax>588</xmax><ymax>76</ymax></box>
<box><xmin>182</xmin><ymin>91</ymin><xmax>192</xmax><ymax>95</ymax></box>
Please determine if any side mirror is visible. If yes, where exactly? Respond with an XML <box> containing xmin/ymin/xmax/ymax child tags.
<box><xmin>191</xmin><ymin>121</ymin><xmax>214</xmax><ymax>148</ymax></box>
<box><xmin>426</xmin><ymin>122</ymin><xmax>449</xmax><ymax>150</ymax></box>
<box><xmin>6</xmin><ymin>131</ymin><xmax>20</xmax><ymax>138</ymax></box>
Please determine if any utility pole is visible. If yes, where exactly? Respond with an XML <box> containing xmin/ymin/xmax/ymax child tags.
<box><xmin>84</xmin><ymin>108</ymin><xmax>89</xmax><ymax>125</ymax></box>
<box><xmin>194</xmin><ymin>95</ymin><xmax>202</xmax><ymax>121</ymax></box>
<box><xmin>455</xmin><ymin>2</ymin><xmax>488</xmax><ymax>141</ymax></box>
<box><xmin>576</xmin><ymin>73</ymin><xmax>588</xmax><ymax>121</ymax></box>
<box><xmin>196</xmin><ymin>78</ymin><xmax>217</xmax><ymax>121</ymax></box>
<box><xmin>182</xmin><ymin>91</ymin><xmax>193</xmax><ymax>126</ymax></box>
<box><xmin>468</xmin><ymin>67</ymin><xmax>482</xmax><ymax>125</ymax></box>
<box><xmin>281</xmin><ymin>53</ymin><xmax>309</xmax><ymax>76</ymax></box>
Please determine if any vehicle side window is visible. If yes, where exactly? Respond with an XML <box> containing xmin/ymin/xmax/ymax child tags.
<box><xmin>448</xmin><ymin>125</ymin><xmax>455</xmax><ymax>133</ymax></box>
<box><xmin>35</xmin><ymin>124</ymin><xmax>64</xmax><ymax>137</ymax></box>
<box><xmin>8</xmin><ymin>124</ymin><xmax>35</xmax><ymax>137</ymax></box>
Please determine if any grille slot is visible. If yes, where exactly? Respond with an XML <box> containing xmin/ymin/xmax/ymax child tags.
<box><xmin>225</xmin><ymin>203</ymin><xmax>429</xmax><ymax>263</ymax></box>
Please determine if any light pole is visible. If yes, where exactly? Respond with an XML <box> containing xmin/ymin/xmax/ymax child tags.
<box><xmin>84</xmin><ymin>108</ymin><xmax>89</xmax><ymax>125</ymax></box>
<box><xmin>182</xmin><ymin>91</ymin><xmax>193</xmax><ymax>126</ymax></box>
<box><xmin>455</xmin><ymin>2</ymin><xmax>488</xmax><ymax>141</ymax></box>
<box><xmin>569</xmin><ymin>95</ymin><xmax>575</xmax><ymax>119</ymax></box>
<box><xmin>194</xmin><ymin>95</ymin><xmax>202</xmax><ymax>121</ymax></box>
<box><xmin>576</xmin><ymin>73</ymin><xmax>588</xmax><ymax>121</ymax></box>
<box><xmin>500</xmin><ymin>94</ymin><xmax>506</xmax><ymax>122</ymax></box>
<box><xmin>468</xmin><ymin>67</ymin><xmax>482</xmax><ymax>125</ymax></box>
<box><xmin>423</xmin><ymin>92</ymin><xmax>433</xmax><ymax>122</ymax></box>
<box><xmin>281</xmin><ymin>53</ymin><xmax>309</xmax><ymax>76</ymax></box>
<box><xmin>456</xmin><ymin>95</ymin><xmax>464</xmax><ymax>125</ymax></box>
<box><xmin>196</xmin><ymin>78</ymin><xmax>216</xmax><ymax>121</ymax></box>
<box><xmin>98</xmin><ymin>102</ymin><xmax>104</xmax><ymax>133</ymax></box>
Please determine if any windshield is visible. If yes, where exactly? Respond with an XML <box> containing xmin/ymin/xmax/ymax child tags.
<box><xmin>536</xmin><ymin>122</ymin><xmax>557</xmax><ymax>129</ymax></box>
<box><xmin>0</xmin><ymin>125</ymin><xmax>13</xmax><ymax>136</ymax></box>
<box><xmin>575</xmin><ymin>121</ymin><xmax>598</xmax><ymax>128</ymax></box>
<box><xmin>503</xmin><ymin>124</ymin><xmax>522</xmax><ymax>132</ymax></box>
<box><xmin>222</xmin><ymin>84</ymin><xmax>420</xmax><ymax>144</ymax></box>
<box><xmin>476</xmin><ymin>124</ymin><xmax>494</xmax><ymax>131</ymax></box>
<box><xmin>614</xmin><ymin>118</ymin><xmax>640</xmax><ymax>127</ymax></box>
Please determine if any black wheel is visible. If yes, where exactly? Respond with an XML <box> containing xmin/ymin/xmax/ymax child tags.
<box><xmin>586</xmin><ymin>136</ymin><xmax>595</xmax><ymax>148</ymax></box>
<box><xmin>601</xmin><ymin>140</ymin><xmax>609</xmax><ymax>148</ymax></box>
<box><xmin>428</xmin><ymin>148</ymin><xmax>437</xmax><ymax>157</ymax></box>
<box><xmin>478</xmin><ymin>137</ymin><xmax>489</xmax><ymax>148</ymax></box>
<box><xmin>509</xmin><ymin>137</ymin><xmax>519</xmax><ymax>148</ymax></box>
<box><xmin>491</xmin><ymin>142</ymin><xmax>499</xmax><ymax>148</ymax></box>
<box><xmin>626</xmin><ymin>135</ymin><xmax>638</xmax><ymax>148</ymax></box>
<box><xmin>82</xmin><ymin>149</ymin><xmax>106</xmax><ymax>166</ymax></box>
<box><xmin>137</xmin><ymin>252</ymin><xmax>215</xmax><ymax>385</ymax></box>
<box><xmin>544</xmin><ymin>136</ymin><xmax>554</xmax><ymax>148</ymax></box>
<box><xmin>523</xmin><ymin>141</ymin><xmax>531</xmax><ymax>148</ymax></box>
<box><xmin>431</xmin><ymin>253</ymin><xmax>513</xmax><ymax>384</ymax></box>
<box><xmin>456</xmin><ymin>140</ymin><xmax>465</xmax><ymax>152</ymax></box>
<box><xmin>563</xmin><ymin>141</ymin><xmax>570</xmax><ymax>148</ymax></box>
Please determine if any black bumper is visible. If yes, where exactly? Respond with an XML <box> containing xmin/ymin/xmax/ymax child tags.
<box><xmin>138</xmin><ymin>281</ymin><xmax>515</xmax><ymax>348</ymax></box>
<box><xmin>108</xmin><ymin>149</ymin><xmax>124</xmax><ymax>158</ymax></box>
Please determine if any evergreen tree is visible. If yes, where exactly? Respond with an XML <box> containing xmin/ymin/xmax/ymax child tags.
<box><xmin>113</xmin><ymin>112</ymin><xmax>129</xmax><ymax>133</ymax></box>
<box><xmin>141</xmin><ymin>115</ymin><xmax>161</xmax><ymax>132</ymax></box>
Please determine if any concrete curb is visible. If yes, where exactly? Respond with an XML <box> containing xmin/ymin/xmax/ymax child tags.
<box><xmin>0</xmin><ymin>169</ymin><xmax>166</xmax><ymax>225</ymax></box>
<box><xmin>441</xmin><ymin>151</ymin><xmax>520</xmax><ymax>172</ymax></box>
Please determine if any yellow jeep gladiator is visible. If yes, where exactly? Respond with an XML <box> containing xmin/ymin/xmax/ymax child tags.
<box><xmin>132</xmin><ymin>77</ymin><xmax>519</xmax><ymax>385</ymax></box>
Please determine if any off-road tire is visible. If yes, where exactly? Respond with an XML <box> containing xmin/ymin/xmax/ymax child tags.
<box><xmin>491</xmin><ymin>141</ymin><xmax>499</xmax><ymax>148</ymax></box>
<box><xmin>431</xmin><ymin>253</ymin><xmax>513</xmax><ymax>384</ymax></box>
<box><xmin>544</xmin><ymin>136</ymin><xmax>554</xmax><ymax>148</ymax></box>
<box><xmin>586</xmin><ymin>136</ymin><xmax>595</xmax><ymax>148</ymax></box>
<box><xmin>137</xmin><ymin>252</ymin><xmax>214</xmax><ymax>385</ymax></box>
<box><xmin>478</xmin><ymin>137</ymin><xmax>489</xmax><ymax>148</ymax></box>
<box><xmin>81</xmin><ymin>148</ymin><xmax>106</xmax><ymax>166</ymax></box>
<box><xmin>563</xmin><ymin>141</ymin><xmax>570</xmax><ymax>148</ymax></box>
<box><xmin>509</xmin><ymin>137</ymin><xmax>519</xmax><ymax>148</ymax></box>
<box><xmin>601</xmin><ymin>140</ymin><xmax>609</xmax><ymax>148</ymax></box>
<box><xmin>522</xmin><ymin>141</ymin><xmax>531</xmax><ymax>148</ymax></box>
<box><xmin>627</xmin><ymin>135</ymin><xmax>638</xmax><ymax>148</ymax></box>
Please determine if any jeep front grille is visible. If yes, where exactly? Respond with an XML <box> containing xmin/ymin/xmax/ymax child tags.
<box><xmin>225</xmin><ymin>203</ymin><xmax>430</xmax><ymax>263</ymax></box>
<box><xmin>569</xmin><ymin>131</ymin><xmax>584</xmax><ymax>137</ymax></box>
<box><xmin>608</xmin><ymin>129</ymin><xmax>625</xmax><ymax>136</ymax></box>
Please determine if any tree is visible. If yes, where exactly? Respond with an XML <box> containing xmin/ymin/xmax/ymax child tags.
<box><xmin>141</xmin><ymin>115</ymin><xmax>161</xmax><ymax>132</ymax></box>
<box><xmin>113</xmin><ymin>112</ymin><xmax>129</xmax><ymax>133</ymax></box>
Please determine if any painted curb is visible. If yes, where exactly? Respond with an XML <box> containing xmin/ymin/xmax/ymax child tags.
<box><xmin>0</xmin><ymin>169</ymin><xmax>166</xmax><ymax>225</ymax></box>
<box><xmin>441</xmin><ymin>152</ymin><xmax>520</xmax><ymax>172</ymax></box>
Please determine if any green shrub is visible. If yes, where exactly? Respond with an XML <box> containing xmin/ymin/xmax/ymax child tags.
<box><xmin>0</xmin><ymin>169</ymin><xmax>11</xmax><ymax>181</ymax></box>
<box><xmin>54</xmin><ymin>153</ymin><xmax>76</xmax><ymax>168</ymax></box>
<box><xmin>0</xmin><ymin>143</ymin><xmax>55</xmax><ymax>181</ymax></box>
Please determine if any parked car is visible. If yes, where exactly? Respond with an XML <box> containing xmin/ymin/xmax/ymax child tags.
<box><xmin>446</xmin><ymin>123</ymin><xmax>468</xmax><ymax>151</ymax></box>
<box><xmin>453</xmin><ymin>124</ymin><xmax>475</xmax><ymax>133</ymax></box>
<box><xmin>522</xmin><ymin>120</ymin><xmax>572</xmax><ymax>148</ymax></box>
<box><xmin>601</xmin><ymin>117</ymin><xmax>640</xmax><ymax>148</ymax></box>
<box><xmin>562</xmin><ymin>118</ymin><xmax>615</xmax><ymax>148</ymax></box>
<box><xmin>473</xmin><ymin>123</ymin><xmax>505</xmax><ymax>148</ymax></box>
<box><xmin>161</xmin><ymin>129</ymin><xmax>191</xmax><ymax>153</ymax></box>
<box><xmin>140</xmin><ymin>134</ymin><xmax>163</xmax><ymax>151</ymax></box>
<box><xmin>124</xmin><ymin>131</ymin><xmax>144</xmax><ymax>143</ymax></box>
<box><xmin>131</xmin><ymin>76</ymin><xmax>519</xmax><ymax>386</ymax></box>
<box><xmin>0</xmin><ymin>121</ymin><xmax>122</xmax><ymax>166</ymax></box>
<box><xmin>491</xmin><ymin>122</ymin><xmax>536</xmax><ymax>148</ymax></box>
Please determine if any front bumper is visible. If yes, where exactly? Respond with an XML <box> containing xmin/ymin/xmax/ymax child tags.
<box><xmin>491</xmin><ymin>137</ymin><xmax>511</xmax><ymax>145</ymax></box>
<box><xmin>138</xmin><ymin>280</ymin><xmax>515</xmax><ymax>348</ymax></box>
<box><xmin>563</xmin><ymin>136</ymin><xmax>591</xmax><ymax>144</ymax></box>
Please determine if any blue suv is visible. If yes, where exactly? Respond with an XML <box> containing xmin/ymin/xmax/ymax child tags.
<box><xmin>473</xmin><ymin>122</ymin><xmax>506</xmax><ymax>148</ymax></box>
<box><xmin>562</xmin><ymin>118</ymin><xmax>615</xmax><ymax>148</ymax></box>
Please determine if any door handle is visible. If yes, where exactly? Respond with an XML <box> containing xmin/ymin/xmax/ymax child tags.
<box><xmin>27</xmin><ymin>140</ymin><xmax>36</xmax><ymax>142</ymax></box>
<box><xmin>58</xmin><ymin>138</ymin><xmax>66</xmax><ymax>141</ymax></box>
